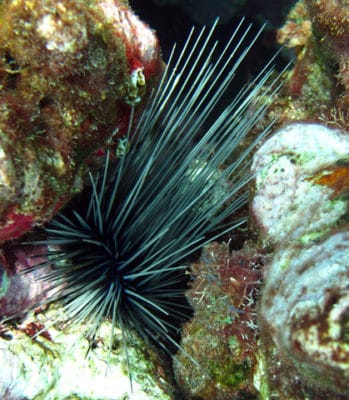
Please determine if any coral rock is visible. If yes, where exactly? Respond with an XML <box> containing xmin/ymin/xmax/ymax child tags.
<box><xmin>174</xmin><ymin>242</ymin><xmax>264</xmax><ymax>400</ymax></box>
<box><xmin>273</xmin><ymin>0</ymin><xmax>349</xmax><ymax>129</ymax></box>
<box><xmin>0</xmin><ymin>0</ymin><xmax>163</xmax><ymax>241</ymax></box>
<box><xmin>0</xmin><ymin>308</ymin><xmax>172</xmax><ymax>400</ymax></box>
<box><xmin>251</xmin><ymin>122</ymin><xmax>349</xmax><ymax>247</ymax></box>
<box><xmin>305</xmin><ymin>0</ymin><xmax>349</xmax><ymax>109</ymax></box>
<box><xmin>259</xmin><ymin>230</ymin><xmax>349</xmax><ymax>398</ymax></box>
<box><xmin>252</xmin><ymin>122</ymin><xmax>349</xmax><ymax>399</ymax></box>
<box><xmin>0</xmin><ymin>244</ymin><xmax>52</xmax><ymax>319</ymax></box>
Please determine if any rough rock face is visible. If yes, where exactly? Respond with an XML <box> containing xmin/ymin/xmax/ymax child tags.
<box><xmin>173</xmin><ymin>243</ymin><xmax>264</xmax><ymax>400</ymax></box>
<box><xmin>260</xmin><ymin>230</ymin><xmax>349</xmax><ymax>397</ymax></box>
<box><xmin>0</xmin><ymin>308</ymin><xmax>172</xmax><ymax>400</ymax></box>
<box><xmin>0</xmin><ymin>0</ymin><xmax>163</xmax><ymax>241</ymax></box>
<box><xmin>251</xmin><ymin>123</ymin><xmax>349</xmax><ymax>247</ymax></box>
<box><xmin>275</xmin><ymin>0</ymin><xmax>349</xmax><ymax>127</ymax></box>
<box><xmin>304</xmin><ymin>0</ymin><xmax>349</xmax><ymax>110</ymax></box>
<box><xmin>0</xmin><ymin>245</ymin><xmax>52</xmax><ymax>320</ymax></box>
<box><xmin>252</xmin><ymin>122</ymin><xmax>349</xmax><ymax>399</ymax></box>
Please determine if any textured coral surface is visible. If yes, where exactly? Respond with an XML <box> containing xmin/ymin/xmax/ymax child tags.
<box><xmin>305</xmin><ymin>0</ymin><xmax>349</xmax><ymax>109</ymax></box>
<box><xmin>251</xmin><ymin>123</ymin><xmax>349</xmax><ymax>246</ymax></box>
<box><xmin>174</xmin><ymin>242</ymin><xmax>264</xmax><ymax>400</ymax></box>
<box><xmin>0</xmin><ymin>0</ymin><xmax>162</xmax><ymax>241</ymax></box>
<box><xmin>0</xmin><ymin>307</ymin><xmax>172</xmax><ymax>399</ymax></box>
<box><xmin>273</xmin><ymin>0</ymin><xmax>349</xmax><ymax>130</ymax></box>
<box><xmin>252</xmin><ymin>122</ymin><xmax>349</xmax><ymax>399</ymax></box>
<box><xmin>0</xmin><ymin>245</ymin><xmax>51</xmax><ymax>320</ymax></box>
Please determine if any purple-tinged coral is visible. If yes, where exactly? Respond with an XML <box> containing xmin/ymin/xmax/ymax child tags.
<box><xmin>0</xmin><ymin>245</ymin><xmax>51</xmax><ymax>320</ymax></box>
<box><xmin>0</xmin><ymin>0</ymin><xmax>163</xmax><ymax>241</ymax></box>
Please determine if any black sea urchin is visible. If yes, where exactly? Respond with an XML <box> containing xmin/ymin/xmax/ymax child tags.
<box><xmin>27</xmin><ymin>20</ymin><xmax>280</xmax><ymax>357</ymax></box>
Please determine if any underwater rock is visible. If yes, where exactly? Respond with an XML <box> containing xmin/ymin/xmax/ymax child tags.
<box><xmin>259</xmin><ymin>230</ymin><xmax>349</xmax><ymax>399</ymax></box>
<box><xmin>0</xmin><ymin>245</ymin><xmax>51</xmax><ymax>320</ymax></box>
<box><xmin>252</xmin><ymin>122</ymin><xmax>349</xmax><ymax>399</ymax></box>
<box><xmin>304</xmin><ymin>0</ymin><xmax>349</xmax><ymax>110</ymax></box>
<box><xmin>251</xmin><ymin>122</ymin><xmax>349</xmax><ymax>247</ymax></box>
<box><xmin>0</xmin><ymin>307</ymin><xmax>172</xmax><ymax>400</ymax></box>
<box><xmin>0</xmin><ymin>0</ymin><xmax>163</xmax><ymax>241</ymax></box>
<box><xmin>272</xmin><ymin>0</ymin><xmax>348</xmax><ymax>129</ymax></box>
<box><xmin>174</xmin><ymin>242</ymin><xmax>264</xmax><ymax>399</ymax></box>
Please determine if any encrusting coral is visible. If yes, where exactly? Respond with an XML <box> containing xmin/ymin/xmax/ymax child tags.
<box><xmin>173</xmin><ymin>2</ymin><xmax>349</xmax><ymax>398</ymax></box>
<box><xmin>0</xmin><ymin>1</ymin><xmax>166</xmax><ymax>396</ymax></box>
<box><xmin>271</xmin><ymin>0</ymin><xmax>349</xmax><ymax>129</ymax></box>
<box><xmin>247</xmin><ymin>2</ymin><xmax>349</xmax><ymax>397</ymax></box>
<box><xmin>0</xmin><ymin>0</ymin><xmax>163</xmax><ymax>241</ymax></box>
<box><xmin>251</xmin><ymin>122</ymin><xmax>349</xmax><ymax>399</ymax></box>
<box><xmin>173</xmin><ymin>242</ymin><xmax>264</xmax><ymax>399</ymax></box>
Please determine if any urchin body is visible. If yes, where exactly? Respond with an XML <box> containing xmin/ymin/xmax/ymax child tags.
<box><xmin>28</xmin><ymin>20</ymin><xmax>281</xmax><ymax>355</ymax></box>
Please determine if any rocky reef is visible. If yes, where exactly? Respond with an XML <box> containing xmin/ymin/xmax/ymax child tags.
<box><xmin>174</xmin><ymin>242</ymin><xmax>264</xmax><ymax>399</ymax></box>
<box><xmin>0</xmin><ymin>305</ymin><xmax>173</xmax><ymax>399</ymax></box>
<box><xmin>252</xmin><ymin>122</ymin><xmax>349</xmax><ymax>399</ymax></box>
<box><xmin>0</xmin><ymin>1</ymin><xmax>167</xmax><ymax>398</ymax></box>
<box><xmin>1</xmin><ymin>0</ymin><xmax>349</xmax><ymax>399</ymax></box>
<box><xmin>174</xmin><ymin>123</ymin><xmax>349</xmax><ymax>399</ymax></box>
<box><xmin>173</xmin><ymin>1</ymin><xmax>349</xmax><ymax>399</ymax></box>
<box><xmin>251</xmin><ymin>4</ymin><xmax>349</xmax><ymax>395</ymax></box>
<box><xmin>276</xmin><ymin>0</ymin><xmax>349</xmax><ymax>126</ymax></box>
<box><xmin>0</xmin><ymin>0</ymin><xmax>162</xmax><ymax>241</ymax></box>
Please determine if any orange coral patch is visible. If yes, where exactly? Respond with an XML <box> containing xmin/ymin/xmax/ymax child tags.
<box><xmin>308</xmin><ymin>162</ymin><xmax>349</xmax><ymax>197</ymax></box>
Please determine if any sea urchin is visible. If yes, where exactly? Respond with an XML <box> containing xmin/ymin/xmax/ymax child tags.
<box><xmin>25</xmin><ymin>20</ymin><xmax>281</xmax><ymax>360</ymax></box>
